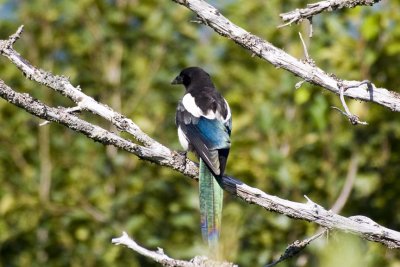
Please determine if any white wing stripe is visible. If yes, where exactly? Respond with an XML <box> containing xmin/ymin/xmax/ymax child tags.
<box><xmin>177</xmin><ymin>126</ymin><xmax>189</xmax><ymax>151</ymax></box>
<box><xmin>223</xmin><ymin>98</ymin><xmax>231</xmax><ymax>122</ymax></box>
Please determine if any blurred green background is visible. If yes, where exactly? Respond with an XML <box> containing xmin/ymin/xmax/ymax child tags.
<box><xmin>1</xmin><ymin>0</ymin><xmax>400</xmax><ymax>266</ymax></box>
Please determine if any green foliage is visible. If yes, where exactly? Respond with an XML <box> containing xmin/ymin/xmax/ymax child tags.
<box><xmin>1</xmin><ymin>0</ymin><xmax>400</xmax><ymax>266</ymax></box>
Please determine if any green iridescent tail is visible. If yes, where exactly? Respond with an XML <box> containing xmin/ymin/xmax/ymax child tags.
<box><xmin>199</xmin><ymin>158</ymin><xmax>223</xmax><ymax>248</ymax></box>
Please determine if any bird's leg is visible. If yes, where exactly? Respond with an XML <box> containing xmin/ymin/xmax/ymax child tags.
<box><xmin>178</xmin><ymin>150</ymin><xmax>187</xmax><ymax>158</ymax></box>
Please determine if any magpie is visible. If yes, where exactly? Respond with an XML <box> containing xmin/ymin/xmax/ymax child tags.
<box><xmin>172</xmin><ymin>67</ymin><xmax>232</xmax><ymax>249</ymax></box>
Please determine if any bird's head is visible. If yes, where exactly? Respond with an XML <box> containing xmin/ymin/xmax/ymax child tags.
<box><xmin>171</xmin><ymin>67</ymin><xmax>212</xmax><ymax>89</ymax></box>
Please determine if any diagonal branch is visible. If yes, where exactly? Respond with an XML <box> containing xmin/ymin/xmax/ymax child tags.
<box><xmin>265</xmin><ymin>229</ymin><xmax>328</xmax><ymax>267</ymax></box>
<box><xmin>279</xmin><ymin>0</ymin><xmax>381</xmax><ymax>26</ymax></box>
<box><xmin>0</xmin><ymin>80</ymin><xmax>169</xmax><ymax>166</ymax></box>
<box><xmin>266</xmin><ymin>152</ymin><xmax>359</xmax><ymax>266</ymax></box>
<box><xmin>330</xmin><ymin>152</ymin><xmax>359</xmax><ymax>214</ymax></box>
<box><xmin>1</xmin><ymin>26</ymin><xmax>400</xmax><ymax>250</ymax></box>
<box><xmin>0</xmin><ymin>26</ymin><xmax>163</xmax><ymax>151</ymax></box>
<box><xmin>111</xmin><ymin>232</ymin><xmax>236</xmax><ymax>267</ymax></box>
<box><xmin>172</xmin><ymin>0</ymin><xmax>400</xmax><ymax>113</ymax></box>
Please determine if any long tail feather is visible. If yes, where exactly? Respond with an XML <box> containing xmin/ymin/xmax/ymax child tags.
<box><xmin>199</xmin><ymin>158</ymin><xmax>223</xmax><ymax>248</ymax></box>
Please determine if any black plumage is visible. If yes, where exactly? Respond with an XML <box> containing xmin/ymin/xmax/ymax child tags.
<box><xmin>172</xmin><ymin>67</ymin><xmax>232</xmax><ymax>177</ymax></box>
<box><xmin>172</xmin><ymin>67</ymin><xmax>232</xmax><ymax>247</ymax></box>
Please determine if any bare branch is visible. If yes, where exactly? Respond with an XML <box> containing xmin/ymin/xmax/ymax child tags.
<box><xmin>8</xmin><ymin>25</ymin><xmax>24</xmax><ymax>45</ymax></box>
<box><xmin>1</xmin><ymin>25</ymin><xmax>400</xmax><ymax>252</ymax></box>
<box><xmin>267</xmin><ymin>153</ymin><xmax>359</xmax><ymax>265</ymax></box>
<box><xmin>331</xmin><ymin>83</ymin><xmax>368</xmax><ymax>125</ymax></box>
<box><xmin>265</xmin><ymin>229</ymin><xmax>327</xmax><ymax>267</ymax></box>
<box><xmin>0</xmin><ymin>79</ymin><xmax>198</xmax><ymax>178</ymax></box>
<box><xmin>223</xmin><ymin>177</ymin><xmax>400</xmax><ymax>248</ymax></box>
<box><xmin>0</xmin><ymin>81</ymin><xmax>142</xmax><ymax>158</ymax></box>
<box><xmin>279</xmin><ymin>0</ymin><xmax>381</xmax><ymax>26</ymax></box>
<box><xmin>265</xmin><ymin>149</ymin><xmax>360</xmax><ymax>265</ymax></box>
<box><xmin>0</xmin><ymin>25</ymin><xmax>163</xmax><ymax>150</ymax></box>
<box><xmin>298</xmin><ymin>32</ymin><xmax>312</xmax><ymax>64</ymax></box>
<box><xmin>308</xmin><ymin>18</ymin><xmax>314</xmax><ymax>38</ymax></box>
<box><xmin>39</xmin><ymin>106</ymin><xmax>82</xmax><ymax>126</ymax></box>
<box><xmin>332</xmin><ymin>81</ymin><xmax>371</xmax><ymax>125</ymax></box>
<box><xmin>171</xmin><ymin>0</ymin><xmax>400</xmax><ymax>113</ymax></box>
<box><xmin>111</xmin><ymin>232</ymin><xmax>236</xmax><ymax>267</ymax></box>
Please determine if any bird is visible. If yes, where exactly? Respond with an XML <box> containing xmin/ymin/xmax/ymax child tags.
<box><xmin>171</xmin><ymin>67</ymin><xmax>232</xmax><ymax>249</ymax></box>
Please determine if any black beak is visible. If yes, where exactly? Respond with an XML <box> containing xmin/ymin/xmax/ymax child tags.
<box><xmin>171</xmin><ymin>75</ymin><xmax>183</xmax><ymax>85</ymax></box>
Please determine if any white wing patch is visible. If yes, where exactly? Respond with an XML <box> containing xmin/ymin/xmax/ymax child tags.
<box><xmin>223</xmin><ymin>98</ymin><xmax>231</xmax><ymax>123</ymax></box>
<box><xmin>177</xmin><ymin>126</ymin><xmax>189</xmax><ymax>151</ymax></box>
<box><xmin>210</xmin><ymin>98</ymin><xmax>231</xmax><ymax>122</ymax></box>
<box><xmin>182</xmin><ymin>93</ymin><xmax>217</xmax><ymax>119</ymax></box>
<box><xmin>182</xmin><ymin>94</ymin><xmax>203</xmax><ymax>117</ymax></box>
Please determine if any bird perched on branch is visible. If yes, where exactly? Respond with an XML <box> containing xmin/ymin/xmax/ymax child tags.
<box><xmin>172</xmin><ymin>67</ymin><xmax>232</xmax><ymax>249</ymax></box>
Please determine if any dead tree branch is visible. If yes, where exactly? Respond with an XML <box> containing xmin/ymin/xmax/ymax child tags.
<box><xmin>0</xmin><ymin>26</ymin><xmax>163</xmax><ymax>150</ymax></box>
<box><xmin>266</xmin><ymin>152</ymin><xmax>359</xmax><ymax>266</ymax></box>
<box><xmin>0</xmin><ymin>80</ymin><xmax>163</xmax><ymax>163</ymax></box>
<box><xmin>0</xmin><ymin>25</ymin><xmax>199</xmax><ymax>179</ymax></box>
<box><xmin>172</xmin><ymin>0</ymin><xmax>400</xmax><ymax>114</ymax></box>
<box><xmin>265</xmin><ymin>229</ymin><xmax>328</xmax><ymax>267</ymax></box>
<box><xmin>111</xmin><ymin>232</ymin><xmax>236</xmax><ymax>267</ymax></box>
<box><xmin>279</xmin><ymin>0</ymin><xmax>381</xmax><ymax>26</ymax></box>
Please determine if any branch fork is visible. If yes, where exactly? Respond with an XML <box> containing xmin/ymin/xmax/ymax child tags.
<box><xmin>332</xmin><ymin>81</ymin><xmax>370</xmax><ymax>125</ymax></box>
<box><xmin>279</xmin><ymin>0</ymin><xmax>382</xmax><ymax>27</ymax></box>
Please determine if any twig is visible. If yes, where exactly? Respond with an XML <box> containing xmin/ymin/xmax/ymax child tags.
<box><xmin>111</xmin><ymin>232</ymin><xmax>236</xmax><ymax>267</ymax></box>
<box><xmin>295</xmin><ymin>80</ymin><xmax>306</xmax><ymax>89</ymax></box>
<box><xmin>39</xmin><ymin>106</ymin><xmax>82</xmax><ymax>126</ymax></box>
<box><xmin>308</xmin><ymin>18</ymin><xmax>313</xmax><ymax>38</ymax></box>
<box><xmin>8</xmin><ymin>25</ymin><xmax>24</xmax><ymax>45</ymax></box>
<box><xmin>171</xmin><ymin>0</ymin><xmax>400</xmax><ymax>112</ymax></box>
<box><xmin>111</xmin><ymin>232</ymin><xmax>192</xmax><ymax>266</ymax></box>
<box><xmin>332</xmin><ymin>82</ymin><xmax>368</xmax><ymax>125</ymax></box>
<box><xmin>298</xmin><ymin>32</ymin><xmax>313</xmax><ymax>65</ymax></box>
<box><xmin>112</xmin><ymin>232</ymin><xmax>188</xmax><ymax>267</ymax></box>
<box><xmin>277</xmin><ymin>18</ymin><xmax>297</xmax><ymax>29</ymax></box>
<box><xmin>265</xmin><ymin>229</ymin><xmax>328</xmax><ymax>267</ymax></box>
<box><xmin>299</xmin><ymin>32</ymin><xmax>309</xmax><ymax>60</ymax></box>
<box><xmin>331</xmin><ymin>153</ymin><xmax>359</xmax><ymax>213</ymax></box>
<box><xmin>279</xmin><ymin>0</ymin><xmax>381</xmax><ymax>26</ymax></box>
